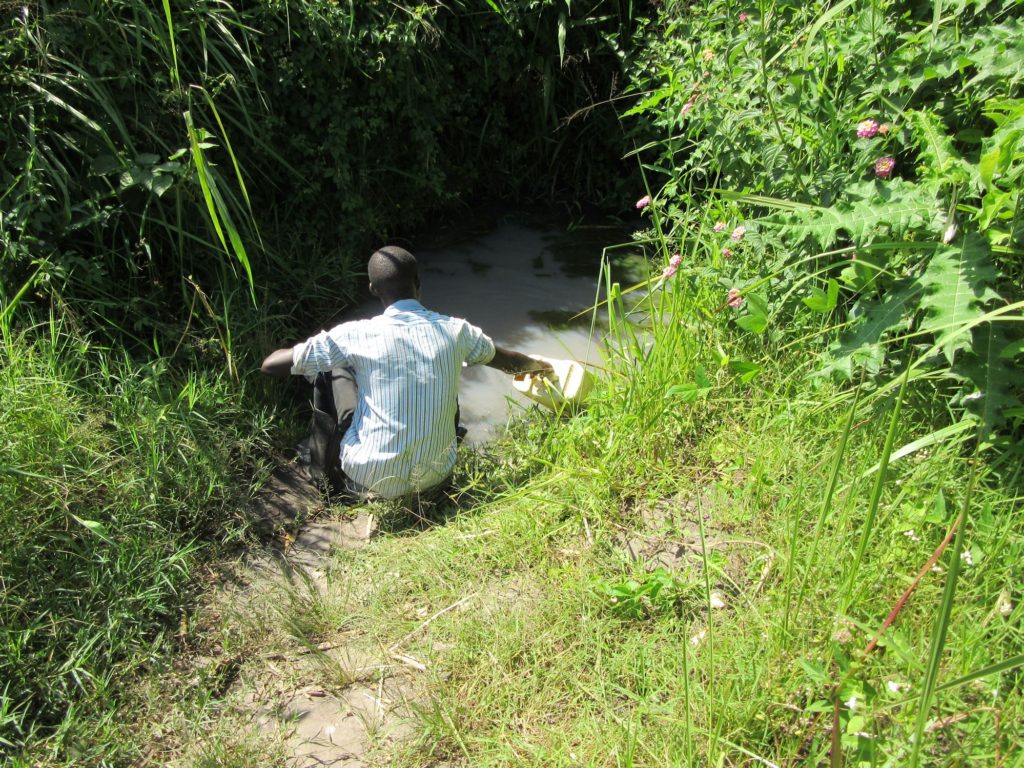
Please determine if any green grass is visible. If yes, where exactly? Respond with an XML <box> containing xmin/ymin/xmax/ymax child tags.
<box><xmin>227</xmin><ymin>226</ymin><xmax>1018</xmax><ymax>765</ymax></box>
<box><xmin>9</xmin><ymin>240</ymin><xmax>1017</xmax><ymax>764</ymax></box>
<box><xmin>99</xmin><ymin>206</ymin><xmax>1017</xmax><ymax>764</ymax></box>
<box><xmin>317</xmin><ymin>356</ymin><xmax>1022</xmax><ymax>766</ymax></box>
<box><xmin>0</xmin><ymin>320</ymin><xmax>275</xmax><ymax>757</ymax></box>
<box><xmin>3</xmin><ymin>0</ymin><xmax>1022</xmax><ymax>763</ymax></box>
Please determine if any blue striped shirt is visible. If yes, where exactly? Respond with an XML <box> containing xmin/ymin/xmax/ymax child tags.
<box><xmin>291</xmin><ymin>299</ymin><xmax>495</xmax><ymax>498</ymax></box>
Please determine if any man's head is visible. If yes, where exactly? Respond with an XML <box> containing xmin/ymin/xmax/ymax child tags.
<box><xmin>368</xmin><ymin>246</ymin><xmax>420</xmax><ymax>306</ymax></box>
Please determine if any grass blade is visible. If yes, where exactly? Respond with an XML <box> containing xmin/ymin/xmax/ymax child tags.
<box><xmin>841</xmin><ymin>364</ymin><xmax>911</xmax><ymax>611</ymax></box>
<box><xmin>908</xmin><ymin>471</ymin><xmax>972</xmax><ymax>767</ymax></box>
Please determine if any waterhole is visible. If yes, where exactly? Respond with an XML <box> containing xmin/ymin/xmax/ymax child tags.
<box><xmin>346</xmin><ymin>215</ymin><xmax>636</xmax><ymax>444</ymax></box>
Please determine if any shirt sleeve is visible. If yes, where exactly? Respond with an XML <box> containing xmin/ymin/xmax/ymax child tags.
<box><xmin>291</xmin><ymin>325</ymin><xmax>354</xmax><ymax>379</ymax></box>
<box><xmin>461</xmin><ymin>321</ymin><xmax>496</xmax><ymax>366</ymax></box>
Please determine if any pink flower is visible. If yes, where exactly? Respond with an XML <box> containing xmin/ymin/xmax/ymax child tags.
<box><xmin>681</xmin><ymin>101</ymin><xmax>696</xmax><ymax>117</ymax></box>
<box><xmin>722</xmin><ymin>248</ymin><xmax>733</xmax><ymax>259</ymax></box>
<box><xmin>856</xmin><ymin>119</ymin><xmax>880</xmax><ymax>139</ymax></box>
<box><xmin>661</xmin><ymin>265</ymin><xmax>678</xmax><ymax>279</ymax></box>
<box><xmin>878</xmin><ymin>122</ymin><xmax>892</xmax><ymax>135</ymax></box>
<box><xmin>727</xmin><ymin>288</ymin><xmax>744</xmax><ymax>308</ymax></box>
<box><xmin>713</xmin><ymin>221</ymin><xmax>726</xmax><ymax>233</ymax></box>
<box><xmin>739</xmin><ymin>11</ymin><xmax>749</xmax><ymax>22</ymax></box>
<box><xmin>874</xmin><ymin>156</ymin><xmax>896</xmax><ymax>179</ymax></box>
<box><xmin>731</xmin><ymin>225</ymin><xmax>746</xmax><ymax>241</ymax></box>
<box><xmin>701</xmin><ymin>48</ymin><xmax>715</xmax><ymax>62</ymax></box>
<box><xmin>669</xmin><ymin>253</ymin><xmax>683</xmax><ymax>268</ymax></box>
<box><xmin>636</xmin><ymin>195</ymin><xmax>651</xmax><ymax>209</ymax></box>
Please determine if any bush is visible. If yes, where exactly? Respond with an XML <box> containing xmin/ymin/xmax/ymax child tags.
<box><xmin>1</xmin><ymin>0</ymin><xmax>645</xmax><ymax>345</ymax></box>
<box><xmin>622</xmin><ymin>0</ymin><xmax>1024</xmax><ymax>444</ymax></box>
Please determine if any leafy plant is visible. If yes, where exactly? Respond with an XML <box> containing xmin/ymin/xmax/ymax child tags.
<box><xmin>593</xmin><ymin>568</ymin><xmax>693</xmax><ymax>619</ymax></box>
<box><xmin>622</xmin><ymin>0</ymin><xmax>1023</xmax><ymax>442</ymax></box>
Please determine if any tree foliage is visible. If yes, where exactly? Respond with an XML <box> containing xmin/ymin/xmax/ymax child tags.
<box><xmin>1</xmin><ymin>0</ymin><xmax>645</xmax><ymax>346</ymax></box>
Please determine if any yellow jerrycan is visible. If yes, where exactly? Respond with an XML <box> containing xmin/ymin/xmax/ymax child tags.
<box><xmin>512</xmin><ymin>355</ymin><xmax>594</xmax><ymax>410</ymax></box>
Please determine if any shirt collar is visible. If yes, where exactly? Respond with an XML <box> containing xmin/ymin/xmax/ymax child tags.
<box><xmin>383</xmin><ymin>298</ymin><xmax>425</xmax><ymax>316</ymax></box>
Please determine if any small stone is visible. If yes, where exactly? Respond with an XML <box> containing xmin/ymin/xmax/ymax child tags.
<box><xmin>709</xmin><ymin>591</ymin><xmax>727</xmax><ymax>610</ymax></box>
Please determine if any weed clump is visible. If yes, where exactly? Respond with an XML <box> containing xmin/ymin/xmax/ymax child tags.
<box><xmin>0</xmin><ymin>329</ymin><xmax>272</xmax><ymax>752</ymax></box>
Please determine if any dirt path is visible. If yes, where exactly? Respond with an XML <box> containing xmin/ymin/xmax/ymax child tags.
<box><xmin>205</xmin><ymin>464</ymin><xmax>417</xmax><ymax>767</ymax></box>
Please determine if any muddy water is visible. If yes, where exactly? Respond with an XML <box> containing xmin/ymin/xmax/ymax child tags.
<box><xmin>349</xmin><ymin>218</ymin><xmax>627</xmax><ymax>444</ymax></box>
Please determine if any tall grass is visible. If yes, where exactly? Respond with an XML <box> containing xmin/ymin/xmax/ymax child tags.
<box><xmin>0</xmin><ymin>321</ymin><xmax>273</xmax><ymax>753</ymax></box>
<box><xmin>3</xmin><ymin>0</ymin><xmax>1022</xmax><ymax>763</ymax></box>
<box><xmin>295</xmin><ymin>215</ymin><xmax>1022</xmax><ymax>765</ymax></box>
<box><xmin>0</xmin><ymin>0</ymin><xmax>646</xmax><ymax>755</ymax></box>
<box><xmin>3</xmin><ymin>0</ymin><xmax>645</xmax><ymax>354</ymax></box>
<box><xmin>2</xmin><ymin>0</ymin><xmax>264</xmax><ymax>330</ymax></box>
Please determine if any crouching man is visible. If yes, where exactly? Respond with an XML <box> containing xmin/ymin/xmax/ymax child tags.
<box><xmin>261</xmin><ymin>245</ymin><xmax>550</xmax><ymax>500</ymax></box>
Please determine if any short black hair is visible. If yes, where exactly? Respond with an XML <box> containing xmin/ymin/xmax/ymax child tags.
<box><xmin>368</xmin><ymin>246</ymin><xmax>419</xmax><ymax>296</ymax></box>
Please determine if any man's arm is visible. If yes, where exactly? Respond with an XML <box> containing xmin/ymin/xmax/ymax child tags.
<box><xmin>261</xmin><ymin>347</ymin><xmax>295</xmax><ymax>378</ymax></box>
<box><xmin>486</xmin><ymin>345</ymin><xmax>553</xmax><ymax>375</ymax></box>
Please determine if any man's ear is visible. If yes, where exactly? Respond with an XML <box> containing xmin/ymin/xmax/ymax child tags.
<box><xmin>368</xmin><ymin>281</ymin><xmax>378</xmax><ymax>297</ymax></box>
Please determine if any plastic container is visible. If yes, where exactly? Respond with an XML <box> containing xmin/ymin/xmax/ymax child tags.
<box><xmin>512</xmin><ymin>355</ymin><xmax>594</xmax><ymax>410</ymax></box>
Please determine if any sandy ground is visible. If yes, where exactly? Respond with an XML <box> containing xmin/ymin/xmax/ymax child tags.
<box><xmin>210</xmin><ymin>464</ymin><xmax>417</xmax><ymax>767</ymax></box>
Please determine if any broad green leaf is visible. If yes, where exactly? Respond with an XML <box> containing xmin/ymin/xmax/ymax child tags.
<box><xmin>666</xmin><ymin>365</ymin><xmax>714</xmax><ymax>401</ymax></box>
<box><xmin>803</xmin><ymin>279</ymin><xmax>839</xmax><ymax>312</ymax></box>
<box><xmin>694</xmin><ymin>365</ymin><xmax>711</xmax><ymax>389</ymax></box>
<box><xmin>953</xmin><ymin>324</ymin><xmax>1021</xmax><ymax>440</ymax></box>
<box><xmin>840</xmin><ymin>254</ymin><xmax>883</xmax><ymax>292</ymax></box>
<box><xmin>745</xmin><ymin>292</ymin><xmax>770</xmax><ymax>318</ymax></box>
<box><xmin>979</xmin><ymin>99</ymin><xmax>1024</xmax><ymax>188</ymax></box>
<box><xmin>735</xmin><ymin>313</ymin><xmax>768</xmax><ymax>334</ymax></box>
<box><xmin>622</xmin><ymin>88</ymin><xmax>671</xmax><ymax>118</ymax></box>
<box><xmin>919</xmin><ymin>234</ymin><xmax>1000</xmax><ymax>364</ymax></box>
<box><xmin>729</xmin><ymin>360</ymin><xmax>762</xmax><ymax>382</ymax></box>
<box><xmin>908</xmin><ymin>109</ymin><xmax>972</xmax><ymax>184</ymax></box>
<box><xmin>979</xmin><ymin>189</ymin><xmax>1014</xmax><ymax>230</ymax></box>
<box><xmin>819</xmin><ymin>280</ymin><xmax>923</xmax><ymax>379</ymax></box>
<box><xmin>666</xmin><ymin>383</ymin><xmax>711</xmax><ymax>403</ymax></box>
<box><xmin>151</xmin><ymin>174</ymin><xmax>175</xmax><ymax>197</ymax></box>
<box><xmin>769</xmin><ymin>182</ymin><xmax>940</xmax><ymax>249</ymax></box>
<box><xmin>1000</xmin><ymin>339</ymin><xmax>1024</xmax><ymax>359</ymax></box>
<box><xmin>799</xmin><ymin>658</ymin><xmax>830</xmax><ymax>685</ymax></box>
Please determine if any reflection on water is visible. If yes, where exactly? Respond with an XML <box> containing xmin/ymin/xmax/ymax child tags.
<box><xmin>349</xmin><ymin>218</ymin><xmax>630</xmax><ymax>444</ymax></box>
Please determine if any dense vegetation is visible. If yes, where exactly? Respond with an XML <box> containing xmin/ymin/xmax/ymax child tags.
<box><xmin>1</xmin><ymin>0</ymin><xmax>644</xmax><ymax>754</ymax></box>
<box><xmin>2</xmin><ymin>0</ymin><xmax>1022</xmax><ymax>764</ymax></box>
<box><xmin>623</xmin><ymin>0</ymin><xmax>1023</xmax><ymax>443</ymax></box>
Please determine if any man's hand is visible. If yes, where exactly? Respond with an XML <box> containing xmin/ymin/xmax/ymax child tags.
<box><xmin>487</xmin><ymin>346</ymin><xmax>553</xmax><ymax>375</ymax></box>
